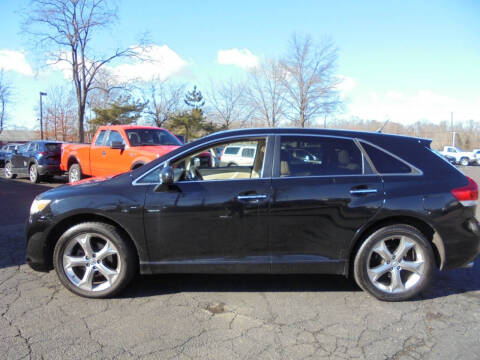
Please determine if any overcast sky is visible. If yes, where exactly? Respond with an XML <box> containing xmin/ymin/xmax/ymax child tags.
<box><xmin>1</xmin><ymin>0</ymin><xmax>479</xmax><ymax>129</ymax></box>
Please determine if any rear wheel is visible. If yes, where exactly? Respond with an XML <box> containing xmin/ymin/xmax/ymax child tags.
<box><xmin>4</xmin><ymin>162</ymin><xmax>16</xmax><ymax>179</ymax></box>
<box><xmin>53</xmin><ymin>222</ymin><xmax>137</xmax><ymax>298</ymax></box>
<box><xmin>29</xmin><ymin>163</ymin><xmax>40</xmax><ymax>183</ymax></box>
<box><xmin>68</xmin><ymin>163</ymin><xmax>83</xmax><ymax>183</ymax></box>
<box><xmin>460</xmin><ymin>157</ymin><xmax>469</xmax><ymax>166</ymax></box>
<box><xmin>353</xmin><ymin>225</ymin><xmax>435</xmax><ymax>301</ymax></box>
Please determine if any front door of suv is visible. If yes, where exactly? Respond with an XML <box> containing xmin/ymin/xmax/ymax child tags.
<box><xmin>269</xmin><ymin>135</ymin><xmax>384</xmax><ymax>273</ymax></box>
<box><xmin>142</xmin><ymin>136</ymin><xmax>273</xmax><ymax>273</ymax></box>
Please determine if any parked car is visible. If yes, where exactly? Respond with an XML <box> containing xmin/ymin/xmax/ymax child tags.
<box><xmin>472</xmin><ymin>149</ymin><xmax>480</xmax><ymax>165</ymax></box>
<box><xmin>26</xmin><ymin>128</ymin><xmax>480</xmax><ymax>301</ymax></box>
<box><xmin>219</xmin><ymin>144</ymin><xmax>257</xmax><ymax>166</ymax></box>
<box><xmin>4</xmin><ymin>141</ymin><xmax>63</xmax><ymax>183</ymax></box>
<box><xmin>432</xmin><ymin>150</ymin><xmax>456</xmax><ymax>165</ymax></box>
<box><xmin>0</xmin><ymin>143</ymin><xmax>25</xmax><ymax>167</ymax></box>
<box><xmin>440</xmin><ymin>146</ymin><xmax>476</xmax><ymax>166</ymax></box>
<box><xmin>60</xmin><ymin>125</ymin><xmax>209</xmax><ymax>183</ymax></box>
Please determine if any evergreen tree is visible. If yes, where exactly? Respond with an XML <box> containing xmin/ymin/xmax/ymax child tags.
<box><xmin>90</xmin><ymin>96</ymin><xmax>146</xmax><ymax>127</ymax></box>
<box><xmin>184</xmin><ymin>85</ymin><xmax>205</xmax><ymax>109</ymax></box>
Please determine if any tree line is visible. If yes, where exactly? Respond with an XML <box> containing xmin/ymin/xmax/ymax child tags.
<box><xmin>15</xmin><ymin>0</ymin><xmax>340</xmax><ymax>143</ymax></box>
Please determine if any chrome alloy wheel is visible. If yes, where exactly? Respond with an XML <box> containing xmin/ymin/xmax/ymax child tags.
<box><xmin>69</xmin><ymin>167</ymin><xmax>80</xmax><ymax>183</ymax></box>
<box><xmin>29</xmin><ymin>165</ymin><xmax>37</xmax><ymax>182</ymax></box>
<box><xmin>5</xmin><ymin>162</ymin><xmax>12</xmax><ymax>178</ymax></box>
<box><xmin>366</xmin><ymin>236</ymin><xmax>425</xmax><ymax>294</ymax></box>
<box><xmin>62</xmin><ymin>233</ymin><xmax>121</xmax><ymax>292</ymax></box>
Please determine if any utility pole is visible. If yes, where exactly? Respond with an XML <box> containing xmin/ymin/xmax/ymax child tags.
<box><xmin>39</xmin><ymin>92</ymin><xmax>47</xmax><ymax>140</ymax></box>
<box><xmin>451</xmin><ymin>112</ymin><xmax>456</xmax><ymax>147</ymax></box>
<box><xmin>324</xmin><ymin>114</ymin><xmax>327</xmax><ymax>128</ymax></box>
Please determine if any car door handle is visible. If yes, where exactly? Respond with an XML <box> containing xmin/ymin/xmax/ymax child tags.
<box><xmin>350</xmin><ymin>189</ymin><xmax>378</xmax><ymax>195</ymax></box>
<box><xmin>102</xmin><ymin>151</ymin><xmax>107</xmax><ymax>156</ymax></box>
<box><xmin>236</xmin><ymin>194</ymin><xmax>268</xmax><ymax>200</ymax></box>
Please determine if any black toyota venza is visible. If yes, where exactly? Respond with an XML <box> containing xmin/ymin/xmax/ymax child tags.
<box><xmin>26</xmin><ymin>128</ymin><xmax>480</xmax><ymax>301</ymax></box>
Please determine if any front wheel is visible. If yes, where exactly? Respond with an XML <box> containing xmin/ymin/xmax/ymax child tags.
<box><xmin>4</xmin><ymin>162</ymin><xmax>16</xmax><ymax>179</ymax></box>
<box><xmin>460</xmin><ymin>157</ymin><xmax>469</xmax><ymax>166</ymax></box>
<box><xmin>353</xmin><ymin>225</ymin><xmax>435</xmax><ymax>301</ymax></box>
<box><xmin>53</xmin><ymin>222</ymin><xmax>137</xmax><ymax>298</ymax></box>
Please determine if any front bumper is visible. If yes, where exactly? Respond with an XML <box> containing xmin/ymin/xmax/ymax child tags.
<box><xmin>37</xmin><ymin>164</ymin><xmax>63</xmax><ymax>177</ymax></box>
<box><xmin>25</xmin><ymin>213</ymin><xmax>55</xmax><ymax>272</ymax></box>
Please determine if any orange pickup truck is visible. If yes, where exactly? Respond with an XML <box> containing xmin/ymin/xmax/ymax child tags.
<box><xmin>61</xmin><ymin>125</ymin><xmax>184</xmax><ymax>183</ymax></box>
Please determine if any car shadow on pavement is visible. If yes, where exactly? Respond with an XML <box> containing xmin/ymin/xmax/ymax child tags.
<box><xmin>120</xmin><ymin>258</ymin><xmax>480</xmax><ymax>300</ymax></box>
<box><xmin>120</xmin><ymin>273</ymin><xmax>362</xmax><ymax>299</ymax></box>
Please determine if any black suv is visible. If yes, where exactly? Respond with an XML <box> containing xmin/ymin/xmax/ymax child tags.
<box><xmin>5</xmin><ymin>140</ymin><xmax>63</xmax><ymax>183</ymax></box>
<box><xmin>26</xmin><ymin>128</ymin><xmax>480</xmax><ymax>300</ymax></box>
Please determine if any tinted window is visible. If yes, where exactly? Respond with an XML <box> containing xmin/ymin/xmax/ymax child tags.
<box><xmin>45</xmin><ymin>143</ymin><xmax>61</xmax><ymax>152</ymax></box>
<box><xmin>224</xmin><ymin>147</ymin><xmax>240</xmax><ymax>155</ymax></box>
<box><xmin>279</xmin><ymin>136</ymin><xmax>362</xmax><ymax>177</ymax></box>
<box><xmin>94</xmin><ymin>130</ymin><xmax>106</xmax><ymax>146</ymax></box>
<box><xmin>125</xmin><ymin>129</ymin><xmax>182</xmax><ymax>146</ymax></box>
<box><xmin>106</xmin><ymin>131</ymin><xmax>124</xmax><ymax>146</ymax></box>
<box><xmin>242</xmin><ymin>148</ymin><xmax>255</xmax><ymax>158</ymax></box>
<box><xmin>362</xmin><ymin>142</ymin><xmax>412</xmax><ymax>174</ymax></box>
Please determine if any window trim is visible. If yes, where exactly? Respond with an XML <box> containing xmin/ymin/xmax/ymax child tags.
<box><xmin>132</xmin><ymin>135</ymin><xmax>273</xmax><ymax>186</ymax></box>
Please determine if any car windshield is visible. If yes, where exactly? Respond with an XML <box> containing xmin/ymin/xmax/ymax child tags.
<box><xmin>125</xmin><ymin>129</ymin><xmax>182</xmax><ymax>146</ymax></box>
<box><xmin>45</xmin><ymin>143</ymin><xmax>62</xmax><ymax>152</ymax></box>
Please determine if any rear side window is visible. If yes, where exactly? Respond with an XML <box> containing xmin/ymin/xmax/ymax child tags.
<box><xmin>224</xmin><ymin>147</ymin><xmax>240</xmax><ymax>155</ymax></box>
<box><xmin>242</xmin><ymin>148</ymin><xmax>255</xmax><ymax>158</ymax></box>
<box><xmin>279</xmin><ymin>136</ymin><xmax>363</xmax><ymax>177</ymax></box>
<box><xmin>94</xmin><ymin>130</ymin><xmax>106</xmax><ymax>146</ymax></box>
<box><xmin>361</xmin><ymin>142</ymin><xmax>412</xmax><ymax>174</ymax></box>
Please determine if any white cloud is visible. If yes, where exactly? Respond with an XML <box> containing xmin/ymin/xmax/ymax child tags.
<box><xmin>217</xmin><ymin>48</ymin><xmax>259</xmax><ymax>69</ymax></box>
<box><xmin>47</xmin><ymin>45</ymin><xmax>188</xmax><ymax>82</ymax></box>
<box><xmin>348</xmin><ymin>89</ymin><xmax>476</xmax><ymax>124</ymax></box>
<box><xmin>336</xmin><ymin>75</ymin><xmax>356</xmax><ymax>94</ymax></box>
<box><xmin>0</xmin><ymin>50</ymin><xmax>33</xmax><ymax>76</ymax></box>
<box><xmin>108</xmin><ymin>45</ymin><xmax>188</xmax><ymax>82</ymax></box>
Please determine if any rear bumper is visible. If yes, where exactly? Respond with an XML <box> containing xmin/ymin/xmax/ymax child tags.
<box><xmin>37</xmin><ymin>164</ymin><xmax>63</xmax><ymax>176</ymax></box>
<box><xmin>439</xmin><ymin>215</ymin><xmax>480</xmax><ymax>269</ymax></box>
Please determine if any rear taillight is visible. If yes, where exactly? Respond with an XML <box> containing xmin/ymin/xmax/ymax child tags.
<box><xmin>451</xmin><ymin>176</ymin><xmax>478</xmax><ymax>206</ymax></box>
<box><xmin>38</xmin><ymin>151</ymin><xmax>46</xmax><ymax>156</ymax></box>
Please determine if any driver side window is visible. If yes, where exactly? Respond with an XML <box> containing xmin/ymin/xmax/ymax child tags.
<box><xmin>137</xmin><ymin>138</ymin><xmax>267</xmax><ymax>184</ymax></box>
<box><xmin>173</xmin><ymin>138</ymin><xmax>266</xmax><ymax>182</ymax></box>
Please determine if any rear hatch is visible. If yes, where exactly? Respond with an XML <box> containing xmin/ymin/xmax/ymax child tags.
<box><xmin>43</xmin><ymin>143</ymin><xmax>62</xmax><ymax>164</ymax></box>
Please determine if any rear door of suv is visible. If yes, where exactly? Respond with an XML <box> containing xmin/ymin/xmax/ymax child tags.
<box><xmin>269</xmin><ymin>134</ymin><xmax>384</xmax><ymax>274</ymax></box>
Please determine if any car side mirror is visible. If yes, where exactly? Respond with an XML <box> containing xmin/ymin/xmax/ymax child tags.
<box><xmin>110</xmin><ymin>141</ymin><xmax>125</xmax><ymax>150</ymax></box>
<box><xmin>160</xmin><ymin>165</ymin><xmax>174</xmax><ymax>185</ymax></box>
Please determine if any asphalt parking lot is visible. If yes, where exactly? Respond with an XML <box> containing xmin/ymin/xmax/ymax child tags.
<box><xmin>0</xmin><ymin>168</ymin><xmax>479</xmax><ymax>359</ymax></box>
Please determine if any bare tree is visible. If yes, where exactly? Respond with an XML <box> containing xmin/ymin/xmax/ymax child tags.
<box><xmin>0</xmin><ymin>71</ymin><xmax>11</xmax><ymax>134</ymax></box>
<box><xmin>207</xmin><ymin>79</ymin><xmax>251</xmax><ymax>129</ymax></box>
<box><xmin>280</xmin><ymin>34</ymin><xmax>341</xmax><ymax>127</ymax></box>
<box><xmin>247</xmin><ymin>60</ymin><xmax>287</xmax><ymax>127</ymax></box>
<box><xmin>23</xmin><ymin>0</ymin><xmax>142</xmax><ymax>142</ymax></box>
<box><xmin>142</xmin><ymin>78</ymin><xmax>186</xmax><ymax>127</ymax></box>
<box><xmin>43</xmin><ymin>85</ymin><xmax>77</xmax><ymax>141</ymax></box>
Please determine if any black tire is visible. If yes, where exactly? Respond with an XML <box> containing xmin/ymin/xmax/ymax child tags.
<box><xmin>4</xmin><ymin>162</ymin><xmax>16</xmax><ymax>179</ymax></box>
<box><xmin>53</xmin><ymin>222</ymin><xmax>137</xmax><ymax>298</ymax></box>
<box><xmin>353</xmin><ymin>224</ymin><xmax>435</xmax><ymax>301</ymax></box>
<box><xmin>68</xmin><ymin>163</ymin><xmax>84</xmax><ymax>183</ymax></box>
<box><xmin>29</xmin><ymin>163</ymin><xmax>40</xmax><ymax>183</ymax></box>
<box><xmin>460</xmin><ymin>157</ymin><xmax>469</xmax><ymax>166</ymax></box>
<box><xmin>227</xmin><ymin>162</ymin><xmax>238</xmax><ymax>167</ymax></box>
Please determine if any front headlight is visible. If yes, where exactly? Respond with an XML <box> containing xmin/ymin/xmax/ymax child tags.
<box><xmin>30</xmin><ymin>199</ymin><xmax>51</xmax><ymax>214</ymax></box>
